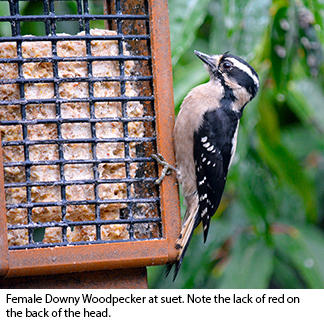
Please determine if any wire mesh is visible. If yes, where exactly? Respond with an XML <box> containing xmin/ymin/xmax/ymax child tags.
<box><xmin>0</xmin><ymin>0</ymin><xmax>162</xmax><ymax>250</ymax></box>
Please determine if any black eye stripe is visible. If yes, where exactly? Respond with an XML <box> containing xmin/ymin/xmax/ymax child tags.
<box><xmin>222</xmin><ymin>53</ymin><xmax>258</xmax><ymax>78</ymax></box>
<box><xmin>227</xmin><ymin>66</ymin><xmax>257</xmax><ymax>96</ymax></box>
<box><xmin>217</xmin><ymin>53</ymin><xmax>259</xmax><ymax>98</ymax></box>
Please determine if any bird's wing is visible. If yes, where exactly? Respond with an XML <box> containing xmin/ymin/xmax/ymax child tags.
<box><xmin>193</xmin><ymin>109</ymin><xmax>237</xmax><ymax>242</ymax></box>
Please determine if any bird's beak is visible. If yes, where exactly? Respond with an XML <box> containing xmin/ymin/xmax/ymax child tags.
<box><xmin>194</xmin><ymin>50</ymin><xmax>220</xmax><ymax>69</ymax></box>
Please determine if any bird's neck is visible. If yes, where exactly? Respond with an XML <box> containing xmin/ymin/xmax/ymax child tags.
<box><xmin>214</xmin><ymin>76</ymin><xmax>251</xmax><ymax>117</ymax></box>
<box><xmin>218</xmin><ymin>84</ymin><xmax>244</xmax><ymax>119</ymax></box>
<box><xmin>231</xmin><ymin>87</ymin><xmax>252</xmax><ymax>114</ymax></box>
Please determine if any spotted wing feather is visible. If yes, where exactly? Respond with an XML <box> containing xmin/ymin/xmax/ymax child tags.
<box><xmin>194</xmin><ymin>108</ymin><xmax>239</xmax><ymax>242</ymax></box>
<box><xmin>194</xmin><ymin>133</ymin><xmax>225</xmax><ymax>242</ymax></box>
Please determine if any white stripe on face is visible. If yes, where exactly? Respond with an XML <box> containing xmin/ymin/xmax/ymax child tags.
<box><xmin>226</xmin><ymin>57</ymin><xmax>259</xmax><ymax>88</ymax></box>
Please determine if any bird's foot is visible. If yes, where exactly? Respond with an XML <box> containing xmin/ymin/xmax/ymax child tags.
<box><xmin>151</xmin><ymin>153</ymin><xmax>177</xmax><ymax>185</ymax></box>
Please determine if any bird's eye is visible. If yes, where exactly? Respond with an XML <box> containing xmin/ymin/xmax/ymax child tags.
<box><xmin>223</xmin><ymin>61</ymin><xmax>233</xmax><ymax>69</ymax></box>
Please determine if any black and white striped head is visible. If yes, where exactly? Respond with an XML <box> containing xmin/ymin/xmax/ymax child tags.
<box><xmin>194</xmin><ymin>50</ymin><xmax>259</xmax><ymax>102</ymax></box>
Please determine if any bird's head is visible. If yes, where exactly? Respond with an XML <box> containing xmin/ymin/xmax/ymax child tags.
<box><xmin>194</xmin><ymin>50</ymin><xmax>259</xmax><ymax>105</ymax></box>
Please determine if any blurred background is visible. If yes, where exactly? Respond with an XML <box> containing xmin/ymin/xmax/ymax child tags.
<box><xmin>149</xmin><ymin>0</ymin><xmax>324</xmax><ymax>289</ymax></box>
<box><xmin>0</xmin><ymin>0</ymin><xmax>323</xmax><ymax>288</ymax></box>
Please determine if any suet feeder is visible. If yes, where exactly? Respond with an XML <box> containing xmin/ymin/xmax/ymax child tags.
<box><xmin>0</xmin><ymin>0</ymin><xmax>180</xmax><ymax>287</ymax></box>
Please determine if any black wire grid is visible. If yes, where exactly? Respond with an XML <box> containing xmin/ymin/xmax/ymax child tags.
<box><xmin>0</xmin><ymin>0</ymin><xmax>162</xmax><ymax>250</ymax></box>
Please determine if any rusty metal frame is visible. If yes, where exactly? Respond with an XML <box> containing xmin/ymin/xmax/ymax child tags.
<box><xmin>0</xmin><ymin>0</ymin><xmax>180</xmax><ymax>278</ymax></box>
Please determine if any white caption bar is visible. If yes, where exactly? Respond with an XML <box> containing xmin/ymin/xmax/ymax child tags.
<box><xmin>1</xmin><ymin>289</ymin><xmax>323</xmax><ymax>323</ymax></box>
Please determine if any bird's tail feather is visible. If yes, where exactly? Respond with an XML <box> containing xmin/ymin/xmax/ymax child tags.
<box><xmin>166</xmin><ymin>201</ymin><xmax>200</xmax><ymax>281</ymax></box>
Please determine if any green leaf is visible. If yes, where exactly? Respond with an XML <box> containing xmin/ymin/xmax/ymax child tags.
<box><xmin>288</xmin><ymin>79</ymin><xmax>324</xmax><ymax>133</ymax></box>
<box><xmin>274</xmin><ymin>225</ymin><xmax>324</xmax><ymax>288</ymax></box>
<box><xmin>281</xmin><ymin>126</ymin><xmax>324</xmax><ymax>160</ymax></box>
<box><xmin>169</xmin><ymin>0</ymin><xmax>211</xmax><ymax>66</ymax></box>
<box><xmin>272</xmin><ymin>256</ymin><xmax>305</xmax><ymax>288</ymax></box>
<box><xmin>258</xmin><ymin>136</ymin><xmax>317</xmax><ymax>222</ymax></box>
<box><xmin>236</xmin><ymin>159</ymin><xmax>275</xmax><ymax>235</ymax></box>
<box><xmin>257</xmin><ymin>90</ymin><xmax>318</xmax><ymax>222</ymax></box>
<box><xmin>20</xmin><ymin>1</ymin><xmax>46</xmax><ymax>36</ymax></box>
<box><xmin>209</xmin><ymin>0</ymin><xmax>271</xmax><ymax>59</ymax></box>
<box><xmin>0</xmin><ymin>2</ymin><xmax>11</xmax><ymax>37</ymax></box>
<box><xmin>311</xmin><ymin>0</ymin><xmax>324</xmax><ymax>44</ymax></box>
<box><xmin>219</xmin><ymin>236</ymin><xmax>274</xmax><ymax>288</ymax></box>
<box><xmin>52</xmin><ymin>1</ymin><xmax>79</xmax><ymax>34</ymax></box>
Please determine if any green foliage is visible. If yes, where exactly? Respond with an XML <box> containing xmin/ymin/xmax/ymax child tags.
<box><xmin>218</xmin><ymin>236</ymin><xmax>274</xmax><ymax>289</ymax></box>
<box><xmin>170</xmin><ymin>0</ymin><xmax>211</xmax><ymax>66</ymax></box>
<box><xmin>148</xmin><ymin>0</ymin><xmax>324</xmax><ymax>288</ymax></box>
<box><xmin>273</xmin><ymin>225</ymin><xmax>324</xmax><ymax>288</ymax></box>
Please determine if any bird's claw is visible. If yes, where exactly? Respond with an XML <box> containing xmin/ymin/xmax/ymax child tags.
<box><xmin>151</xmin><ymin>153</ymin><xmax>177</xmax><ymax>185</ymax></box>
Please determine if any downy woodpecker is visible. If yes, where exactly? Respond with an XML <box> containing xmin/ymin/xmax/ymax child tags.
<box><xmin>154</xmin><ymin>51</ymin><xmax>259</xmax><ymax>279</ymax></box>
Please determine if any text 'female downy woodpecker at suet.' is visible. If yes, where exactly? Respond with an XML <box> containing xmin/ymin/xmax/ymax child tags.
<box><xmin>152</xmin><ymin>50</ymin><xmax>259</xmax><ymax>280</ymax></box>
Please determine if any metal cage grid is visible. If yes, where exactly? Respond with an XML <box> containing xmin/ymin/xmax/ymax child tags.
<box><xmin>0</xmin><ymin>0</ymin><xmax>180</xmax><ymax>278</ymax></box>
